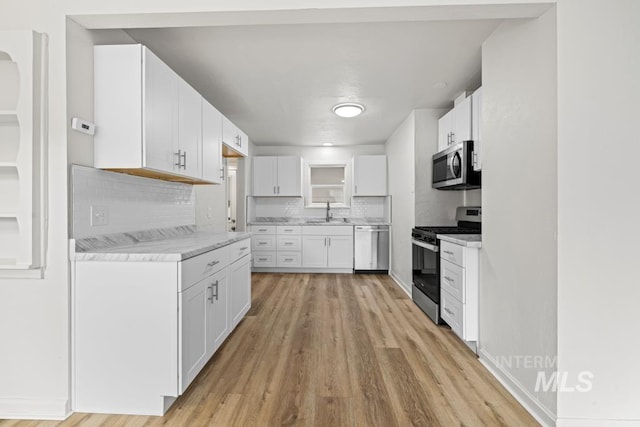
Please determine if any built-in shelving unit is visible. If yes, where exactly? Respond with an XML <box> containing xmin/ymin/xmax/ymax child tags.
<box><xmin>0</xmin><ymin>31</ymin><xmax>47</xmax><ymax>277</ymax></box>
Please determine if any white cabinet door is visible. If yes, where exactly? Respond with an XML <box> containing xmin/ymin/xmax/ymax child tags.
<box><xmin>180</xmin><ymin>277</ymin><xmax>208</xmax><ymax>393</ymax></box>
<box><xmin>229</xmin><ymin>254</ymin><xmax>251</xmax><ymax>329</ymax></box>
<box><xmin>206</xmin><ymin>269</ymin><xmax>229</xmax><ymax>356</ymax></box>
<box><xmin>437</xmin><ymin>109</ymin><xmax>454</xmax><ymax>151</ymax></box>
<box><xmin>143</xmin><ymin>47</ymin><xmax>178</xmax><ymax>174</ymax></box>
<box><xmin>353</xmin><ymin>155</ymin><xmax>387</xmax><ymax>196</ymax></box>
<box><xmin>202</xmin><ymin>100</ymin><xmax>223</xmax><ymax>184</ymax></box>
<box><xmin>276</xmin><ymin>156</ymin><xmax>301</xmax><ymax>196</ymax></box>
<box><xmin>222</xmin><ymin>115</ymin><xmax>248</xmax><ymax>157</ymax></box>
<box><xmin>453</xmin><ymin>95</ymin><xmax>472</xmax><ymax>144</ymax></box>
<box><xmin>302</xmin><ymin>236</ymin><xmax>328</xmax><ymax>268</ymax></box>
<box><xmin>177</xmin><ymin>79</ymin><xmax>202</xmax><ymax>179</ymax></box>
<box><xmin>471</xmin><ymin>87</ymin><xmax>482</xmax><ymax>171</ymax></box>
<box><xmin>327</xmin><ymin>235</ymin><xmax>354</xmax><ymax>269</ymax></box>
<box><xmin>252</xmin><ymin>156</ymin><xmax>278</xmax><ymax>196</ymax></box>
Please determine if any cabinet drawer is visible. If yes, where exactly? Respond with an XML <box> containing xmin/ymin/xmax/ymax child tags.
<box><xmin>229</xmin><ymin>238</ymin><xmax>251</xmax><ymax>261</ymax></box>
<box><xmin>441</xmin><ymin>289</ymin><xmax>463</xmax><ymax>338</ymax></box>
<box><xmin>277</xmin><ymin>225</ymin><xmax>302</xmax><ymax>235</ymax></box>
<box><xmin>252</xmin><ymin>236</ymin><xmax>275</xmax><ymax>251</ymax></box>
<box><xmin>441</xmin><ymin>241</ymin><xmax>464</xmax><ymax>267</ymax></box>
<box><xmin>303</xmin><ymin>225</ymin><xmax>353</xmax><ymax>236</ymax></box>
<box><xmin>181</xmin><ymin>246</ymin><xmax>229</xmax><ymax>291</ymax></box>
<box><xmin>277</xmin><ymin>235</ymin><xmax>301</xmax><ymax>251</ymax></box>
<box><xmin>277</xmin><ymin>252</ymin><xmax>301</xmax><ymax>268</ymax></box>
<box><xmin>251</xmin><ymin>225</ymin><xmax>276</xmax><ymax>234</ymax></box>
<box><xmin>440</xmin><ymin>259</ymin><xmax>465</xmax><ymax>302</ymax></box>
<box><xmin>253</xmin><ymin>251</ymin><xmax>276</xmax><ymax>268</ymax></box>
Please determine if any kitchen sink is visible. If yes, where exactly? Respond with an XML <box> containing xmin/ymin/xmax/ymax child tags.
<box><xmin>304</xmin><ymin>218</ymin><xmax>351</xmax><ymax>224</ymax></box>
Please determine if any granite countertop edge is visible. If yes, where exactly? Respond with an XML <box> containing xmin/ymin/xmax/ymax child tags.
<box><xmin>71</xmin><ymin>225</ymin><xmax>253</xmax><ymax>262</ymax></box>
<box><xmin>248</xmin><ymin>218</ymin><xmax>390</xmax><ymax>226</ymax></box>
<box><xmin>437</xmin><ymin>233</ymin><xmax>482</xmax><ymax>248</ymax></box>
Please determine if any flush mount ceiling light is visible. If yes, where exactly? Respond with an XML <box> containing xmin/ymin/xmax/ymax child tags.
<box><xmin>332</xmin><ymin>102</ymin><xmax>365</xmax><ymax>118</ymax></box>
<box><xmin>322</xmin><ymin>142</ymin><xmax>334</xmax><ymax>146</ymax></box>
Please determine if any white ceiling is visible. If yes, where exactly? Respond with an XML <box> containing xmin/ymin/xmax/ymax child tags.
<box><xmin>125</xmin><ymin>20</ymin><xmax>501</xmax><ymax>146</ymax></box>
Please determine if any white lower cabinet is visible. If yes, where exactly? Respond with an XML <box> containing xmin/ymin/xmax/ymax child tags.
<box><xmin>302</xmin><ymin>226</ymin><xmax>353</xmax><ymax>269</ymax></box>
<box><xmin>73</xmin><ymin>237</ymin><xmax>251</xmax><ymax>416</ymax></box>
<box><xmin>439</xmin><ymin>240</ymin><xmax>479</xmax><ymax>346</ymax></box>
<box><xmin>229</xmin><ymin>254</ymin><xmax>251</xmax><ymax>329</ymax></box>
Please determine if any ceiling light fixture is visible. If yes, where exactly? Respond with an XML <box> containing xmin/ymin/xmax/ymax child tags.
<box><xmin>322</xmin><ymin>142</ymin><xmax>334</xmax><ymax>147</ymax></box>
<box><xmin>332</xmin><ymin>102</ymin><xmax>365</xmax><ymax>118</ymax></box>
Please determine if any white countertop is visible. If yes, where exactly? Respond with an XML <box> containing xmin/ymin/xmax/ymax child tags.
<box><xmin>71</xmin><ymin>226</ymin><xmax>252</xmax><ymax>262</ymax></box>
<box><xmin>437</xmin><ymin>234</ymin><xmax>482</xmax><ymax>248</ymax></box>
<box><xmin>248</xmin><ymin>217</ymin><xmax>389</xmax><ymax>226</ymax></box>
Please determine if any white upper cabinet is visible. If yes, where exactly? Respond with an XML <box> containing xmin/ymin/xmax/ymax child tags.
<box><xmin>471</xmin><ymin>87</ymin><xmax>483</xmax><ymax>171</ymax></box>
<box><xmin>201</xmin><ymin>100</ymin><xmax>223</xmax><ymax>184</ymax></box>
<box><xmin>142</xmin><ymin>47</ymin><xmax>178</xmax><ymax>174</ymax></box>
<box><xmin>177</xmin><ymin>79</ymin><xmax>202</xmax><ymax>179</ymax></box>
<box><xmin>437</xmin><ymin>94</ymin><xmax>473</xmax><ymax>152</ymax></box>
<box><xmin>222</xmin><ymin>115</ymin><xmax>249</xmax><ymax>158</ymax></box>
<box><xmin>95</xmin><ymin>44</ymin><xmax>227</xmax><ymax>184</ymax></box>
<box><xmin>353</xmin><ymin>155</ymin><xmax>387</xmax><ymax>196</ymax></box>
<box><xmin>252</xmin><ymin>156</ymin><xmax>301</xmax><ymax>197</ymax></box>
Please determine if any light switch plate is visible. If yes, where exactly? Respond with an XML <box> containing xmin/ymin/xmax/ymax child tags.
<box><xmin>91</xmin><ymin>205</ymin><xmax>109</xmax><ymax>226</ymax></box>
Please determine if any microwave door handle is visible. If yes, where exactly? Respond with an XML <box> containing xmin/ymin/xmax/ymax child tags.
<box><xmin>412</xmin><ymin>239</ymin><xmax>439</xmax><ymax>253</ymax></box>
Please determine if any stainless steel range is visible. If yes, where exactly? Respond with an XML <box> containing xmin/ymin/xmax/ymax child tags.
<box><xmin>411</xmin><ymin>206</ymin><xmax>481</xmax><ymax>324</ymax></box>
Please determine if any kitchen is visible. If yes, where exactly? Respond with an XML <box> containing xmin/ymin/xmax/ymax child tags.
<box><xmin>1</xmin><ymin>1</ymin><xmax>639</xmax><ymax>427</ymax></box>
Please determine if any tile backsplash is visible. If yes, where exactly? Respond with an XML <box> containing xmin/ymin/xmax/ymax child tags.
<box><xmin>71</xmin><ymin>165</ymin><xmax>195</xmax><ymax>239</ymax></box>
<box><xmin>250</xmin><ymin>196</ymin><xmax>388</xmax><ymax>221</ymax></box>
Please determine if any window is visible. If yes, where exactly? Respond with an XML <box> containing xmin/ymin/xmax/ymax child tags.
<box><xmin>308</xmin><ymin>164</ymin><xmax>347</xmax><ymax>206</ymax></box>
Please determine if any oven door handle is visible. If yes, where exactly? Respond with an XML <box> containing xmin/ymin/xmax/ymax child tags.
<box><xmin>412</xmin><ymin>239</ymin><xmax>439</xmax><ymax>253</ymax></box>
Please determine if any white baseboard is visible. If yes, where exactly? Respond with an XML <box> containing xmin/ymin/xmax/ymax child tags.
<box><xmin>0</xmin><ymin>397</ymin><xmax>70</xmax><ymax>420</ymax></box>
<box><xmin>557</xmin><ymin>419</ymin><xmax>640</xmax><ymax>427</ymax></box>
<box><xmin>388</xmin><ymin>270</ymin><xmax>411</xmax><ymax>297</ymax></box>
<box><xmin>479</xmin><ymin>348</ymin><xmax>556</xmax><ymax>427</ymax></box>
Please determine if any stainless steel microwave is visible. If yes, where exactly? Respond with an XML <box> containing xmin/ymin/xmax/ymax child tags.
<box><xmin>432</xmin><ymin>141</ymin><xmax>481</xmax><ymax>190</ymax></box>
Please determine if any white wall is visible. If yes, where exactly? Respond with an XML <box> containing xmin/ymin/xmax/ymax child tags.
<box><xmin>385</xmin><ymin>112</ymin><xmax>416</xmax><ymax>292</ymax></box>
<box><xmin>480</xmin><ymin>7</ymin><xmax>557</xmax><ymax>423</ymax></box>
<box><xmin>556</xmin><ymin>0</ymin><xmax>640</xmax><ymax>425</ymax></box>
<box><xmin>414</xmin><ymin>108</ymin><xmax>464</xmax><ymax>225</ymax></box>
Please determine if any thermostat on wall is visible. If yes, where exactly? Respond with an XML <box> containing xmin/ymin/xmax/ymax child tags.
<box><xmin>71</xmin><ymin>117</ymin><xmax>96</xmax><ymax>135</ymax></box>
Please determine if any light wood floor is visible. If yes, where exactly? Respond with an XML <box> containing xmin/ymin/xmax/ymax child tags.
<box><xmin>1</xmin><ymin>273</ymin><xmax>538</xmax><ymax>426</ymax></box>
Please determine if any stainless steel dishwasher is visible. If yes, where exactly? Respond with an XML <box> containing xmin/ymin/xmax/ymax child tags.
<box><xmin>354</xmin><ymin>225</ymin><xmax>389</xmax><ymax>273</ymax></box>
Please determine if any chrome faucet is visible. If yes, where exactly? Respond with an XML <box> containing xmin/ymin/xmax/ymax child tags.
<box><xmin>326</xmin><ymin>201</ymin><xmax>331</xmax><ymax>222</ymax></box>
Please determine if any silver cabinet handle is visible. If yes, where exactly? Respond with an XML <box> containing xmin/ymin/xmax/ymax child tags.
<box><xmin>444</xmin><ymin>307</ymin><xmax>454</xmax><ymax>315</ymax></box>
<box><xmin>258</xmin><ymin>228</ymin><xmax>268</xmax><ymax>232</ymax></box>
<box><xmin>328</xmin><ymin>237</ymin><xmax>331</xmax><ymax>246</ymax></box>
<box><xmin>213</xmin><ymin>280</ymin><xmax>219</xmax><ymax>300</ymax></box>
<box><xmin>207</xmin><ymin>260</ymin><xmax>220</xmax><ymax>267</ymax></box>
<box><xmin>355</xmin><ymin>185</ymin><xmax>358</xmax><ymax>194</ymax></box>
<box><xmin>273</xmin><ymin>186</ymin><xmax>276</xmax><ymax>194</ymax></box>
<box><xmin>240</xmin><ymin>246</ymin><xmax>248</xmax><ymax>250</ymax></box>
<box><xmin>324</xmin><ymin>237</ymin><xmax>327</xmax><ymax>246</ymax></box>
<box><xmin>220</xmin><ymin>167</ymin><xmax>225</xmax><ymax>181</ymax></box>
<box><xmin>174</xmin><ymin>149</ymin><xmax>182</xmax><ymax>167</ymax></box>
<box><xmin>444</xmin><ymin>276</ymin><xmax>453</xmax><ymax>282</ymax></box>
<box><xmin>450</xmin><ymin>132</ymin><xmax>455</xmax><ymax>144</ymax></box>
<box><xmin>284</xmin><ymin>242</ymin><xmax>293</xmax><ymax>246</ymax></box>
<box><xmin>207</xmin><ymin>285</ymin><xmax>214</xmax><ymax>303</ymax></box>
<box><xmin>277</xmin><ymin>186</ymin><xmax>280</xmax><ymax>194</ymax></box>
<box><xmin>444</xmin><ymin>250</ymin><xmax>454</xmax><ymax>255</ymax></box>
<box><xmin>284</xmin><ymin>258</ymin><xmax>293</xmax><ymax>262</ymax></box>
<box><xmin>258</xmin><ymin>257</ymin><xmax>268</xmax><ymax>261</ymax></box>
<box><xmin>258</xmin><ymin>242</ymin><xmax>267</xmax><ymax>245</ymax></box>
<box><xmin>182</xmin><ymin>151</ymin><xmax>187</xmax><ymax>169</ymax></box>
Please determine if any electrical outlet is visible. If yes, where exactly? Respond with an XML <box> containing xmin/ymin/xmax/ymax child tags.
<box><xmin>91</xmin><ymin>205</ymin><xmax>109</xmax><ymax>226</ymax></box>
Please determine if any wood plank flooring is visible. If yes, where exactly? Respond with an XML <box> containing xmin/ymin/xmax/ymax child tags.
<box><xmin>0</xmin><ymin>273</ymin><xmax>539</xmax><ymax>426</ymax></box>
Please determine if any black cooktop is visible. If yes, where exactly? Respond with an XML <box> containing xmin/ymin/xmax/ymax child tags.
<box><xmin>413</xmin><ymin>225</ymin><xmax>481</xmax><ymax>235</ymax></box>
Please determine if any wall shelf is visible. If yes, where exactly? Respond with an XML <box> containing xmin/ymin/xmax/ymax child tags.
<box><xmin>0</xmin><ymin>31</ymin><xmax>48</xmax><ymax>275</ymax></box>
